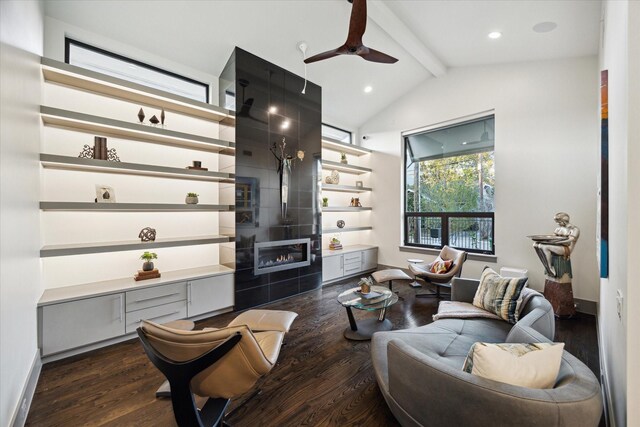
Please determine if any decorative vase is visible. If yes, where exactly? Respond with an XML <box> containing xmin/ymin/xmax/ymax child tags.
<box><xmin>360</xmin><ymin>282</ymin><xmax>371</xmax><ymax>294</ymax></box>
<box><xmin>142</xmin><ymin>261</ymin><xmax>154</xmax><ymax>271</ymax></box>
<box><xmin>185</xmin><ymin>196</ymin><xmax>199</xmax><ymax>204</ymax></box>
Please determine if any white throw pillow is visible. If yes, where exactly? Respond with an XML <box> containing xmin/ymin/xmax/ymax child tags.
<box><xmin>462</xmin><ymin>342</ymin><xmax>565</xmax><ymax>389</ymax></box>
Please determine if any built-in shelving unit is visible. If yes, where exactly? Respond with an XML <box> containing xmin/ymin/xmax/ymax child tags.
<box><xmin>39</xmin><ymin>202</ymin><xmax>234</xmax><ymax>212</ymax></box>
<box><xmin>41</xmin><ymin>235</ymin><xmax>232</xmax><ymax>257</ymax></box>
<box><xmin>322</xmin><ymin>184</ymin><xmax>372</xmax><ymax>193</ymax></box>
<box><xmin>322</xmin><ymin>207</ymin><xmax>372</xmax><ymax>212</ymax></box>
<box><xmin>41</xmin><ymin>106</ymin><xmax>235</xmax><ymax>154</ymax></box>
<box><xmin>41</xmin><ymin>154</ymin><xmax>235</xmax><ymax>182</ymax></box>
<box><xmin>41</xmin><ymin>57</ymin><xmax>235</xmax><ymax>124</ymax></box>
<box><xmin>38</xmin><ymin>58</ymin><xmax>237</xmax><ymax>361</ymax></box>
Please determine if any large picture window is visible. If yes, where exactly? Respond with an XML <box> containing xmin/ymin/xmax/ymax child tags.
<box><xmin>322</xmin><ymin>124</ymin><xmax>352</xmax><ymax>144</ymax></box>
<box><xmin>404</xmin><ymin>115</ymin><xmax>495</xmax><ymax>254</ymax></box>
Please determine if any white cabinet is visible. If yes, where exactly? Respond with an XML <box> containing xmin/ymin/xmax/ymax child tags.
<box><xmin>362</xmin><ymin>248</ymin><xmax>378</xmax><ymax>271</ymax></box>
<box><xmin>187</xmin><ymin>275</ymin><xmax>234</xmax><ymax>317</ymax></box>
<box><xmin>323</xmin><ymin>255</ymin><xmax>344</xmax><ymax>282</ymax></box>
<box><xmin>40</xmin><ymin>293</ymin><xmax>125</xmax><ymax>356</ymax></box>
<box><xmin>125</xmin><ymin>282</ymin><xmax>187</xmax><ymax>333</ymax></box>
<box><xmin>322</xmin><ymin>246</ymin><xmax>378</xmax><ymax>284</ymax></box>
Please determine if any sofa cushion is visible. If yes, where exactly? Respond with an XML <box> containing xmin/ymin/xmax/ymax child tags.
<box><xmin>462</xmin><ymin>342</ymin><xmax>565</xmax><ymax>388</ymax></box>
<box><xmin>473</xmin><ymin>268</ymin><xmax>528</xmax><ymax>324</ymax></box>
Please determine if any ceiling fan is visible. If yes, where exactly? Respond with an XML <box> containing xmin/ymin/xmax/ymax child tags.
<box><xmin>304</xmin><ymin>0</ymin><xmax>398</xmax><ymax>64</ymax></box>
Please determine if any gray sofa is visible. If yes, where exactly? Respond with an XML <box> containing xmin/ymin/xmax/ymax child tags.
<box><xmin>371</xmin><ymin>278</ymin><xmax>603</xmax><ymax>427</ymax></box>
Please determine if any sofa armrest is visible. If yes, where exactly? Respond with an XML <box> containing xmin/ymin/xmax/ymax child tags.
<box><xmin>450</xmin><ymin>277</ymin><xmax>479</xmax><ymax>303</ymax></box>
<box><xmin>386</xmin><ymin>339</ymin><xmax>602</xmax><ymax>427</ymax></box>
<box><xmin>511</xmin><ymin>306</ymin><xmax>555</xmax><ymax>341</ymax></box>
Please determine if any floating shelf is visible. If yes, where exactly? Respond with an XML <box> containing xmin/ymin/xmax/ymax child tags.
<box><xmin>322</xmin><ymin>160</ymin><xmax>371</xmax><ymax>175</ymax></box>
<box><xmin>41</xmin><ymin>106</ymin><xmax>235</xmax><ymax>154</ymax></box>
<box><xmin>321</xmin><ymin>137</ymin><xmax>372</xmax><ymax>156</ymax></box>
<box><xmin>322</xmin><ymin>184</ymin><xmax>372</xmax><ymax>193</ymax></box>
<box><xmin>38</xmin><ymin>265</ymin><xmax>235</xmax><ymax>306</ymax></box>
<box><xmin>40</xmin><ymin>154</ymin><xmax>235</xmax><ymax>183</ymax></box>
<box><xmin>41</xmin><ymin>235</ymin><xmax>231</xmax><ymax>258</ymax></box>
<box><xmin>322</xmin><ymin>207</ymin><xmax>372</xmax><ymax>212</ymax></box>
<box><xmin>323</xmin><ymin>226</ymin><xmax>373</xmax><ymax>233</ymax></box>
<box><xmin>40</xmin><ymin>202</ymin><xmax>234</xmax><ymax>212</ymax></box>
<box><xmin>41</xmin><ymin>58</ymin><xmax>235</xmax><ymax>125</ymax></box>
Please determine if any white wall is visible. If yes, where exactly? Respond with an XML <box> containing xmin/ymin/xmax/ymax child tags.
<box><xmin>598</xmin><ymin>1</ymin><xmax>640</xmax><ymax>426</ymax></box>
<box><xmin>360</xmin><ymin>56</ymin><xmax>599</xmax><ymax>302</ymax></box>
<box><xmin>0</xmin><ymin>1</ymin><xmax>44</xmax><ymax>425</ymax></box>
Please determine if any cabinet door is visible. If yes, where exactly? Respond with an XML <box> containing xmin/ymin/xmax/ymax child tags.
<box><xmin>322</xmin><ymin>255</ymin><xmax>344</xmax><ymax>282</ymax></box>
<box><xmin>41</xmin><ymin>293</ymin><xmax>125</xmax><ymax>356</ymax></box>
<box><xmin>187</xmin><ymin>274</ymin><xmax>234</xmax><ymax>317</ymax></box>
<box><xmin>361</xmin><ymin>248</ymin><xmax>378</xmax><ymax>271</ymax></box>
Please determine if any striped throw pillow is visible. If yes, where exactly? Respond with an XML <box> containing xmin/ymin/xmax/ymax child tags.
<box><xmin>472</xmin><ymin>268</ymin><xmax>528</xmax><ymax>324</ymax></box>
<box><xmin>462</xmin><ymin>342</ymin><xmax>564</xmax><ymax>389</ymax></box>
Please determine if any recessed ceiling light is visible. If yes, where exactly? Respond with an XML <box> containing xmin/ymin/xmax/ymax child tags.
<box><xmin>462</xmin><ymin>141</ymin><xmax>468</xmax><ymax>145</ymax></box>
<box><xmin>488</xmin><ymin>31</ymin><xmax>502</xmax><ymax>39</ymax></box>
<box><xmin>268</xmin><ymin>106</ymin><xmax>278</xmax><ymax>114</ymax></box>
<box><xmin>364</xmin><ymin>86</ymin><xmax>373</xmax><ymax>93</ymax></box>
<box><xmin>533</xmin><ymin>22</ymin><xmax>557</xmax><ymax>33</ymax></box>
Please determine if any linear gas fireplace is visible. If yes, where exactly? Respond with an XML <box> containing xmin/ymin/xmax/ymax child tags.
<box><xmin>254</xmin><ymin>238</ymin><xmax>311</xmax><ymax>275</ymax></box>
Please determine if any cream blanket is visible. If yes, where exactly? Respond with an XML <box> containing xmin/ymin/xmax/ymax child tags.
<box><xmin>433</xmin><ymin>287</ymin><xmax>543</xmax><ymax>321</ymax></box>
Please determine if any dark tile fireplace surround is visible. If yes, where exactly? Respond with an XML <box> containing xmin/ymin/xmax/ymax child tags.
<box><xmin>220</xmin><ymin>48</ymin><xmax>322</xmax><ymax>310</ymax></box>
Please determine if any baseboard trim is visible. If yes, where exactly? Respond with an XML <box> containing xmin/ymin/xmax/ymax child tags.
<box><xmin>574</xmin><ymin>298</ymin><xmax>598</xmax><ymax>316</ymax></box>
<box><xmin>596</xmin><ymin>313</ymin><xmax>613</xmax><ymax>427</ymax></box>
<box><xmin>10</xmin><ymin>350</ymin><xmax>41</xmax><ymax>427</ymax></box>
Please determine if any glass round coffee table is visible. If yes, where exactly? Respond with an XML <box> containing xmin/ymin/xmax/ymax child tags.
<box><xmin>337</xmin><ymin>285</ymin><xmax>398</xmax><ymax>341</ymax></box>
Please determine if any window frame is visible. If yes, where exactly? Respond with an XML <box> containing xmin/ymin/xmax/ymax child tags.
<box><xmin>65</xmin><ymin>38</ymin><xmax>210</xmax><ymax>103</ymax></box>
<box><xmin>321</xmin><ymin>123</ymin><xmax>352</xmax><ymax>145</ymax></box>
<box><xmin>401</xmin><ymin>111</ymin><xmax>496</xmax><ymax>255</ymax></box>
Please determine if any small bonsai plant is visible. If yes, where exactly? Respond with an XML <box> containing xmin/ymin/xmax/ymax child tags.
<box><xmin>340</xmin><ymin>152</ymin><xmax>348</xmax><ymax>164</ymax></box>
<box><xmin>322</xmin><ymin>197</ymin><xmax>328</xmax><ymax>207</ymax></box>
<box><xmin>140</xmin><ymin>251</ymin><xmax>158</xmax><ymax>271</ymax></box>
<box><xmin>185</xmin><ymin>192</ymin><xmax>199</xmax><ymax>204</ymax></box>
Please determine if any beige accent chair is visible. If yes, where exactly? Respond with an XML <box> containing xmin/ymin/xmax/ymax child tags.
<box><xmin>409</xmin><ymin>246</ymin><xmax>467</xmax><ymax>299</ymax></box>
<box><xmin>138</xmin><ymin>309</ymin><xmax>297</xmax><ymax>426</ymax></box>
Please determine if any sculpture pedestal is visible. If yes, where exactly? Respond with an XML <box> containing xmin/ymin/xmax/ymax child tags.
<box><xmin>544</xmin><ymin>278</ymin><xmax>576</xmax><ymax>317</ymax></box>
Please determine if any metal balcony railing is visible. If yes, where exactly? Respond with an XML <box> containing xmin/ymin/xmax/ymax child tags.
<box><xmin>404</xmin><ymin>212</ymin><xmax>495</xmax><ymax>254</ymax></box>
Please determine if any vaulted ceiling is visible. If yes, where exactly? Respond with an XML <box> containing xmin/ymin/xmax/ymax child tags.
<box><xmin>44</xmin><ymin>0</ymin><xmax>601</xmax><ymax>129</ymax></box>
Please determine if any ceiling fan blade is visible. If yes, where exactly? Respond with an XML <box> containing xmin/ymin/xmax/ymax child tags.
<box><xmin>304</xmin><ymin>48</ymin><xmax>342</xmax><ymax>64</ymax></box>
<box><xmin>359</xmin><ymin>47</ymin><xmax>398</xmax><ymax>64</ymax></box>
<box><xmin>345</xmin><ymin>0</ymin><xmax>367</xmax><ymax>46</ymax></box>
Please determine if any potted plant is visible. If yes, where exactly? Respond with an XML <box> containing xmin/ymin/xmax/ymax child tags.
<box><xmin>340</xmin><ymin>152</ymin><xmax>348</xmax><ymax>164</ymax></box>
<box><xmin>185</xmin><ymin>192</ymin><xmax>199</xmax><ymax>204</ymax></box>
<box><xmin>140</xmin><ymin>251</ymin><xmax>158</xmax><ymax>271</ymax></box>
<box><xmin>322</xmin><ymin>197</ymin><xmax>329</xmax><ymax>207</ymax></box>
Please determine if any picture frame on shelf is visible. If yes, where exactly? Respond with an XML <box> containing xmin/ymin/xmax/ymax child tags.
<box><xmin>355</xmin><ymin>181</ymin><xmax>364</xmax><ymax>188</ymax></box>
<box><xmin>95</xmin><ymin>184</ymin><xmax>116</xmax><ymax>203</ymax></box>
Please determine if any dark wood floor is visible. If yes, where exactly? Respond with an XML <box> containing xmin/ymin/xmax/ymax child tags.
<box><xmin>26</xmin><ymin>278</ymin><xmax>601</xmax><ymax>427</ymax></box>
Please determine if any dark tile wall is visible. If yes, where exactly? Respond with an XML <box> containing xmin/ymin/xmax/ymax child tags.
<box><xmin>221</xmin><ymin>48</ymin><xmax>322</xmax><ymax>310</ymax></box>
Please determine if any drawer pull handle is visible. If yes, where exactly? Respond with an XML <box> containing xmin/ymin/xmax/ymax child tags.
<box><xmin>133</xmin><ymin>292</ymin><xmax>181</xmax><ymax>303</ymax></box>
<box><xmin>137</xmin><ymin>310</ymin><xmax>180</xmax><ymax>323</ymax></box>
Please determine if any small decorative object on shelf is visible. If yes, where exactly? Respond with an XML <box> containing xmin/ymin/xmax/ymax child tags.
<box><xmin>329</xmin><ymin>237</ymin><xmax>343</xmax><ymax>250</ymax></box>
<box><xmin>337</xmin><ymin>219</ymin><xmax>345</xmax><ymax>228</ymax></box>
<box><xmin>135</xmin><ymin>251</ymin><xmax>160</xmax><ymax>281</ymax></box>
<box><xmin>185</xmin><ymin>192</ymin><xmax>199</xmax><ymax>204</ymax></box>
<box><xmin>340</xmin><ymin>152</ymin><xmax>348</xmax><ymax>164</ymax></box>
<box><xmin>297</xmin><ymin>150</ymin><xmax>305</xmax><ymax>161</ymax></box>
<box><xmin>138</xmin><ymin>227</ymin><xmax>157</xmax><ymax>242</ymax></box>
<box><xmin>160</xmin><ymin>108</ymin><xmax>166</xmax><ymax>126</ymax></box>
<box><xmin>93</xmin><ymin>137</ymin><xmax>107</xmax><ymax>160</ymax></box>
<box><xmin>95</xmin><ymin>184</ymin><xmax>116</xmax><ymax>203</ymax></box>
<box><xmin>149</xmin><ymin>115</ymin><xmax>160</xmax><ymax>125</ymax></box>
<box><xmin>107</xmin><ymin>148</ymin><xmax>121</xmax><ymax>162</ymax></box>
<box><xmin>322</xmin><ymin>197</ymin><xmax>329</xmax><ymax>207</ymax></box>
<box><xmin>358</xmin><ymin>276</ymin><xmax>374</xmax><ymax>294</ymax></box>
<box><xmin>187</xmin><ymin>160</ymin><xmax>208</xmax><ymax>171</ymax></box>
<box><xmin>349</xmin><ymin>197</ymin><xmax>362</xmax><ymax>207</ymax></box>
<box><xmin>355</xmin><ymin>181</ymin><xmax>364</xmax><ymax>188</ymax></box>
<box><xmin>137</xmin><ymin>108</ymin><xmax>145</xmax><ymax>124</ymax></box>
<box><xmin>78</xmin><ymin>144</ymin><xmax>94</xmax><ymax>159</ymax></box>
<box><xmin>325</xmin><ymin>170</ymin><xmax>340</xmax><ymax>184</ymax></box>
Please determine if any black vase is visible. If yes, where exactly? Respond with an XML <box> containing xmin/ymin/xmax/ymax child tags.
<box><xmin>142</xmin><ymin>261</ymin><xmax>154</xmax><ymax>271</ymax></box>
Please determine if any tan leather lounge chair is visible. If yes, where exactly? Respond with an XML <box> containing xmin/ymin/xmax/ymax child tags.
<box><xmin>138</xmin><ymin>309</ymin><xmax>297</xmax><ymax>426</ymax></box>
<box><xmin>409</xmin><ymin>245</ymin><xmax>467</xmax><ymax>299</ymax></box>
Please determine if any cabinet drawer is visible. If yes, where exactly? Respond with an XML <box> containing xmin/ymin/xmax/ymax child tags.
<box><xmin>344</xmin><ymin>263</ymin><xmax>362</xmax><ymax>275</ymax></box>
<box><xmin>126</xmin><ymin>300</ymin><xmax>187</xmax><ymax>333</ymax></box>
<box><xmin>343</xmin><ymin>252</ymin><xmax>362</xmax><ymax>264</ymax></box>
<box><xmin>126</xmin><ymin>282</ymin><xmax>186</xmax><ymax>312</ymax></box>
